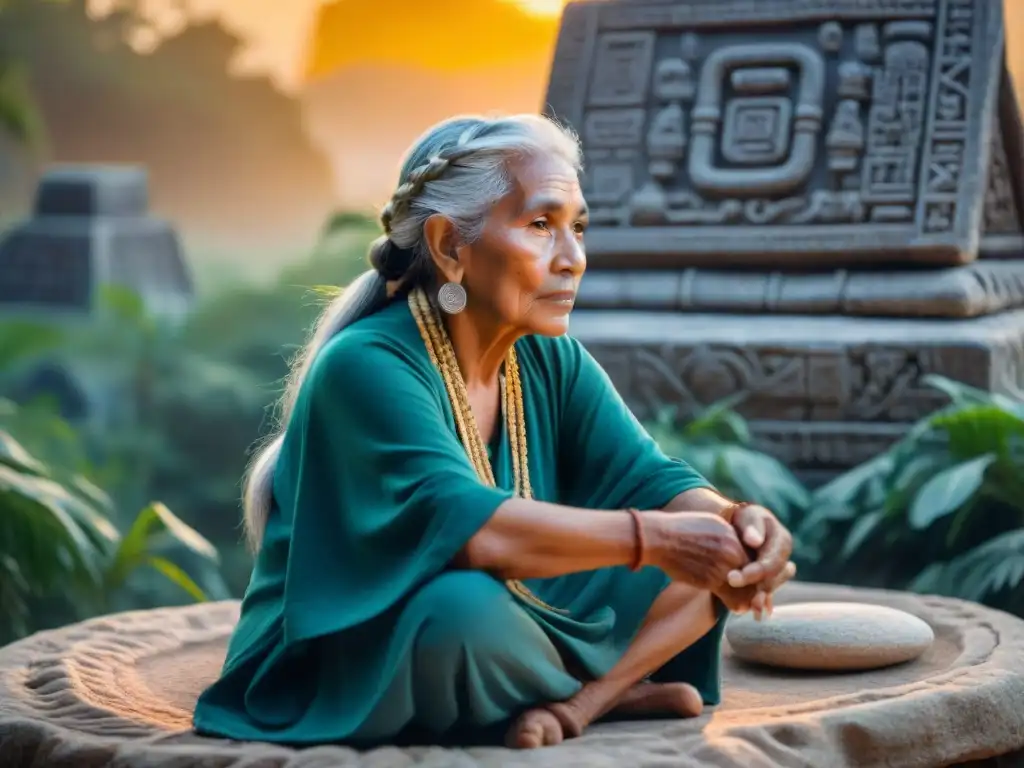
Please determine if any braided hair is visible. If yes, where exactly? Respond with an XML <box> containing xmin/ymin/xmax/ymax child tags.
<box><xmin>368</xmin><ymin>120</ymin><xmax>495</xmax><ymax>282</ymax></box>
<box><xmin>240</xmin><ymin>114</ymin><xmax>581</xmax><ymax>553</ymax></box>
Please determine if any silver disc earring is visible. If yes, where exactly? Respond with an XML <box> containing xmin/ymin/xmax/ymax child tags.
<box><xmin>438</xmin><ymin>281</ymin><xmax>467</xmax><ymax>314</ymax></box>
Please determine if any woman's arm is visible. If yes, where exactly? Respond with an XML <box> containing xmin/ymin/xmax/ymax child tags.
<box><xmin>456</xmin><ymin>498</ymin><xmax>637</xmax><ymax>579</ymax></box>
<box><xmin>457</xmin><ymin>498</ymin><xmax>750</xmax><ymax>589</ymax></box>
<box><xmin>663</xmin><ymin>487</ymin><xmax>734</xmax><ymax>514</ymax></box>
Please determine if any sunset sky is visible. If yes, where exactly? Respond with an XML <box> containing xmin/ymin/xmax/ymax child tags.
<box><xmin>85</xmin><ymin>0</ymin><xmax>1023</xmax><ymax>216</ymax></box>
<box><xmin>109</xmin><ymin>0</ymin><xmax>1019</xmax><ymax>94</ymax></box>
<box><xmin>156</xmin><ymin>0</ymin><xmax>570</xmax><ymax>91</ymax></box>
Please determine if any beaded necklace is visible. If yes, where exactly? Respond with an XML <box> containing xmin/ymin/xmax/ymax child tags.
<box><xmin>408</xmin><ymin>286</ymin><xmax>563</xmax><ymax>613</ymax></box>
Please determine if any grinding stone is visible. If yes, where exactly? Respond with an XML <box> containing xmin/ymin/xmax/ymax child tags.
<box><xmin>726</xmin><ymin>601</ymin><xmax>935</xmax><ymax>671</ymax></box>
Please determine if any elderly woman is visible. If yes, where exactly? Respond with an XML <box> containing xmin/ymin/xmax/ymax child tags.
<box><xmin>193</xmin><ymin>114</ymin><xmax>796</xmax><ymax>750</ymax></box>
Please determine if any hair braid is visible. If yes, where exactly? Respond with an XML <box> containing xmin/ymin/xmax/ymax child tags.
<box><xmin>379</xmin><ymin>122</ymin><xmax>491</xmax><ymax>234</ymax></box>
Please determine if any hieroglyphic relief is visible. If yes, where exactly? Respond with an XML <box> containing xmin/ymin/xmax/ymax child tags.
<box><xmin>583</xmin><ymin>323</ymin><xmax>1023</xmax><ymax>472</ymax></box>
<box><xmin>983</xmin><ymin>123</ymin><xmax>1022</xmax><ymax>236</ymax></box>
<box><xmin>918</xmin><ymin>0</ymin><xmax>975</xmax><ymax>234</ymax></box>
<box><xmin>544</xmin><ymin>0</ymin><xmax>1002</xmax><ymax>265</ymax></box>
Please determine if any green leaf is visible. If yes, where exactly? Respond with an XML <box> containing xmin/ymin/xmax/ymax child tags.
<box><xmin>0</xmin><ymin>321</ymin><xmax>64</xmax><ymax>371</ymax></box>
<box><xmin>718</xmin><ymin>445</ymin><xmax>810</xmax><ymax>522</ymax></box>
<box><xmin>680</xmin><ymin>393</ymin><xmax>751</xmax><ymax>444</ymax></box>
<box><xmin>814</xmin><ymin>453</ymin><xmax>895</xmax><ymax>507</ymax></box>
<box><xmin>0</xmin><ymin>465</ymin><xmax>105</xmax><ymax>584</ymax></box>
<box><xmin>927</xmin><ymin>529</ymin><xmax>1024</xmax><ymax>601</ymax></box>
<box><xmin>841</xmin><ymin>509</ymin><xmax>885</xmax><ymax>560</ymax></box>
<box><xmin>892</xmin><ymin>450</ymin><xmax>948</xmax><ymax>493</ymax></box>
<box><xmin>0</xmin><ymin>429</ymin><xmax>47</xmax><ymax>475</ymax></box>
<box><xmin>67</xmin><ymin>475</ymin><xmax>114</xmax><ymax>514</ymax></box>
<box><xmin>932</xmin><ymin>405</ymin><xmax>1024</xmax><ymax>461</ymax></box>
<box><xmin>110</xmin><ymin>502</ymin><xmax>218</xmax><ymax>587</ymax></box>
<box><xmin>921</xmin><ymin>374</ymin><xmax>1019</xmax><ymax>410</ymax></box>
<box><xmin>145</xmin><ymin>555</ymin><xmax>208</xmax><ymax>603</ymax></box>
<box><xmin>907</xmin><ymin>453</ymin><xmax>996</xmax><ymax>530</ymax></box>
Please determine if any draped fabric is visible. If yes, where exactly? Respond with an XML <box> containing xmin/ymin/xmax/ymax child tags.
<box><xmin>193</xmin><ymin>298</ymin><xmax>723</xmax><ymax>745</ymax></box>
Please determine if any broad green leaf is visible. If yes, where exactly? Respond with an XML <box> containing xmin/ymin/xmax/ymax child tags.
<box><xmin>67</xmin><ymin>475</ymin><xmax>114</xmax><ymax>514</ymax></box>
<box><xmin>907</xmin><ymin>453</ymin><xmax>996</xmax><ymax>530</ymax></box>
<box><xmin>933</xmin><ymin>405</ymin><xmax>1024</xmax><ymax>461</ymax></box>
<box><xmin>0</xmin><ymin>429</ymin><xmax>47</xmax><ymax>475</ymax></box>
<box><xmin>841</xmin><ymin>509</ymin><xmax>885</xmax><ymax>559</ymax></box>
<box><xmin>939</xmin><ymin>529</ymin><xmax>1024</xmax><ymax>601</ymax></box>
<box><xmin>719</xmin><ymin>445</ymin><xmax>810</xmax><ymax>522</ymax></box>
<box><xmin>921</xmin><ymin>374</ymin><xmax>1019</xmax><ymax>410</ymax></box>
<box><xmin>146</xmin><ymin>556</ymin><xmax>208</xmax><ymax>603</ymax></box>
<box><xmin>892</xmin><ymin>451</ymin><xmax>948</xmax><ymax>493</ymax></box>
<box><xmin>0</xmin><ymin>465</ymin><xmax>104</xmax><ymax>584</ymax></box>
<box><xmin>814</xmin><ymin>453</ymin><xmax>895</xmax><ymax>507</ymax></box>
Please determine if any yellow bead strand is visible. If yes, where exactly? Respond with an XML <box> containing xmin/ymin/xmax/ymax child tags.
<box><xmin>408</xmin><ymin>287</ymin><xmax>563</xmax><ymax>613</ymax></box>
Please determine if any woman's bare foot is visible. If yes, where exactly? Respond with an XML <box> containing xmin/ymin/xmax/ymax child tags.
<box><xmin>505</xmin><ymin>681</ymin><xmax>703</xmax><ymax>749</ymax></box>
<box><xmin>610</xmin><ymin>680</ymin><xmax>704</xmax><ymax>718</ymax></box>
<box><xmin>506</xmin><ymin>708</ymin><xmax>564</xmax><ymax>749</ymax></box>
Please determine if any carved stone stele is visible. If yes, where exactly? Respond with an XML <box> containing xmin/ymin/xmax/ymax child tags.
<box><xmin>546</xmin><ymin>0</ymin><xmax>1021</xmax><ymax>269</ymax></box>
<box><xmin>546</xmin><ymin>0</ymin><xmax>1024</xmax><ymax>477</ymax></box>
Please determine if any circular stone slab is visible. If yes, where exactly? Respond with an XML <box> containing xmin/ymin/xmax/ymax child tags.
<box><xmin>1</xmin><ymin>584</ymin><xmax>1024</xmax><ymax>768</ymax></box>
<box><xmin>726</xmin><ymin>601</ymin><xmax>936</xmax><ymax>671</ymax></box>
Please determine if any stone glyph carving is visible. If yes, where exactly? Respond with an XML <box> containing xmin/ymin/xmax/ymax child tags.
<box><xmin>569</xmin><ymin>309</ymin><xmax>1023</xmax><ymax>476</ymax></box>
<box><xmin>546</xmin><ymin>0</ymin><xmax>1004</xmax><ymax>267</ymax></box>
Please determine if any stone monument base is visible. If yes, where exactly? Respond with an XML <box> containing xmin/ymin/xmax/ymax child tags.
<box><xmin>1</xmin><ymin>584</ymin><xmax>1023</xmax><ymax>767</ymax></box>
<box><xmin>570</xmin><ymin>309</ymin><xmax>1024</xmax><ymax>481</ymax></box>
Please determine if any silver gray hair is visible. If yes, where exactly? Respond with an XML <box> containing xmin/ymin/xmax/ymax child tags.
<box><xmin>241</xmin><ymin>113</ymin><xmax>582</xmax><ymax>552</ymax></box>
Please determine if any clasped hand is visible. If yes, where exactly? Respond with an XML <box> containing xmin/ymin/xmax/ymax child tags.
<box><xmin>645</xmin><ymin>504</ymin><xmax>796</xmax><ymax>618</ymax></box>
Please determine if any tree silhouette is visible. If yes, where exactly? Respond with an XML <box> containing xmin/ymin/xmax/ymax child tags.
<box><xmin>0</xmin><ymin>0</ymin><xmax>335</xmax><ymax>248</ymax></box>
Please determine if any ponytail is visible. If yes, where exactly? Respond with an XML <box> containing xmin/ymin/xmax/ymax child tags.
<box><xmin>241</xmin><ymin>268</ymin><xmax>387</xmax><ymax>552</ymax></box>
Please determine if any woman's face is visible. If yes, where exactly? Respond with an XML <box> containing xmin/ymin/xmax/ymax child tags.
<box><xmin>449</xmin><ymin>152</ymin><xmax>589</xmax><ymax>337</ymax></box>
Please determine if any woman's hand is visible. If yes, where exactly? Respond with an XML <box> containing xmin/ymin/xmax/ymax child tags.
<box><xmin>722</xmin><ymin>504</ymin><xmax>794</xmax><ymax>592</ymax></box>
<box><xmin>642</xmin><ymin>511</ymin><xmax>750</xmax><ymax>590</ymax></box>
<box><xmin>713</xmin><ymin>560</ymin><xmax>797</xmax><ymax>617</ymax></box>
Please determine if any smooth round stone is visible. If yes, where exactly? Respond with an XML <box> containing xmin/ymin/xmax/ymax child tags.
<box><xmin>726</xmin><ymin>601</ymin><xmax>935</xmax><ymax>671</ymax></box>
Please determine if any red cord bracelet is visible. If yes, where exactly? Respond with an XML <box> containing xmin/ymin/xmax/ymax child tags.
<box><xmin>626</xmin><ymin>508</ymin><xmax>646</xmax><ymax>571</ymax></box>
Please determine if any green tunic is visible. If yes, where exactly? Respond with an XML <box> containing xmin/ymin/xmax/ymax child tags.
<box><xmin>193</xmin><ymin>296</ymin><xmax>725</xmax><ymax>746</ymax></box>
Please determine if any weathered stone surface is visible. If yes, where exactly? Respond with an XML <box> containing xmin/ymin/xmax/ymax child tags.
<box><xmin>570</xmin><ymin>308</ymin><xmax>1024</xmax><ymax>479</ymax></box>
<box><xmin>726</xmin><ymin>602</ymin><xmax>935</xmax><ymax>670</ymax></box>
<box><xmin>575</xmin><ymin>260</ymin><xmax>1024</xmax><ymax>318</ymax></box>
<box><xmin>33</xmin><ymin>165</ymin><xmax>149</xmax><ymax>218</ymax></box>
<box><xmin>0</xmin><ymin>165</ymin><xmax>193</xmax><ymax>317</ymax></box>
<box><xmin>546</xmin><ymin>0</ymin><xmax>1017</xmax><ymax>269</ymax></box>
<box><xmin>1</xmin><ymin>583</ymin><xmax>1023</xmax><ymax>767</ymax></box>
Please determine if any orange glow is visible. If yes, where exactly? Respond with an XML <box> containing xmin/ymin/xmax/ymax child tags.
<box><xmin>302</xmin><ymin>0</ymin><xmax>561</xmax><ymax>82</ymax></box>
